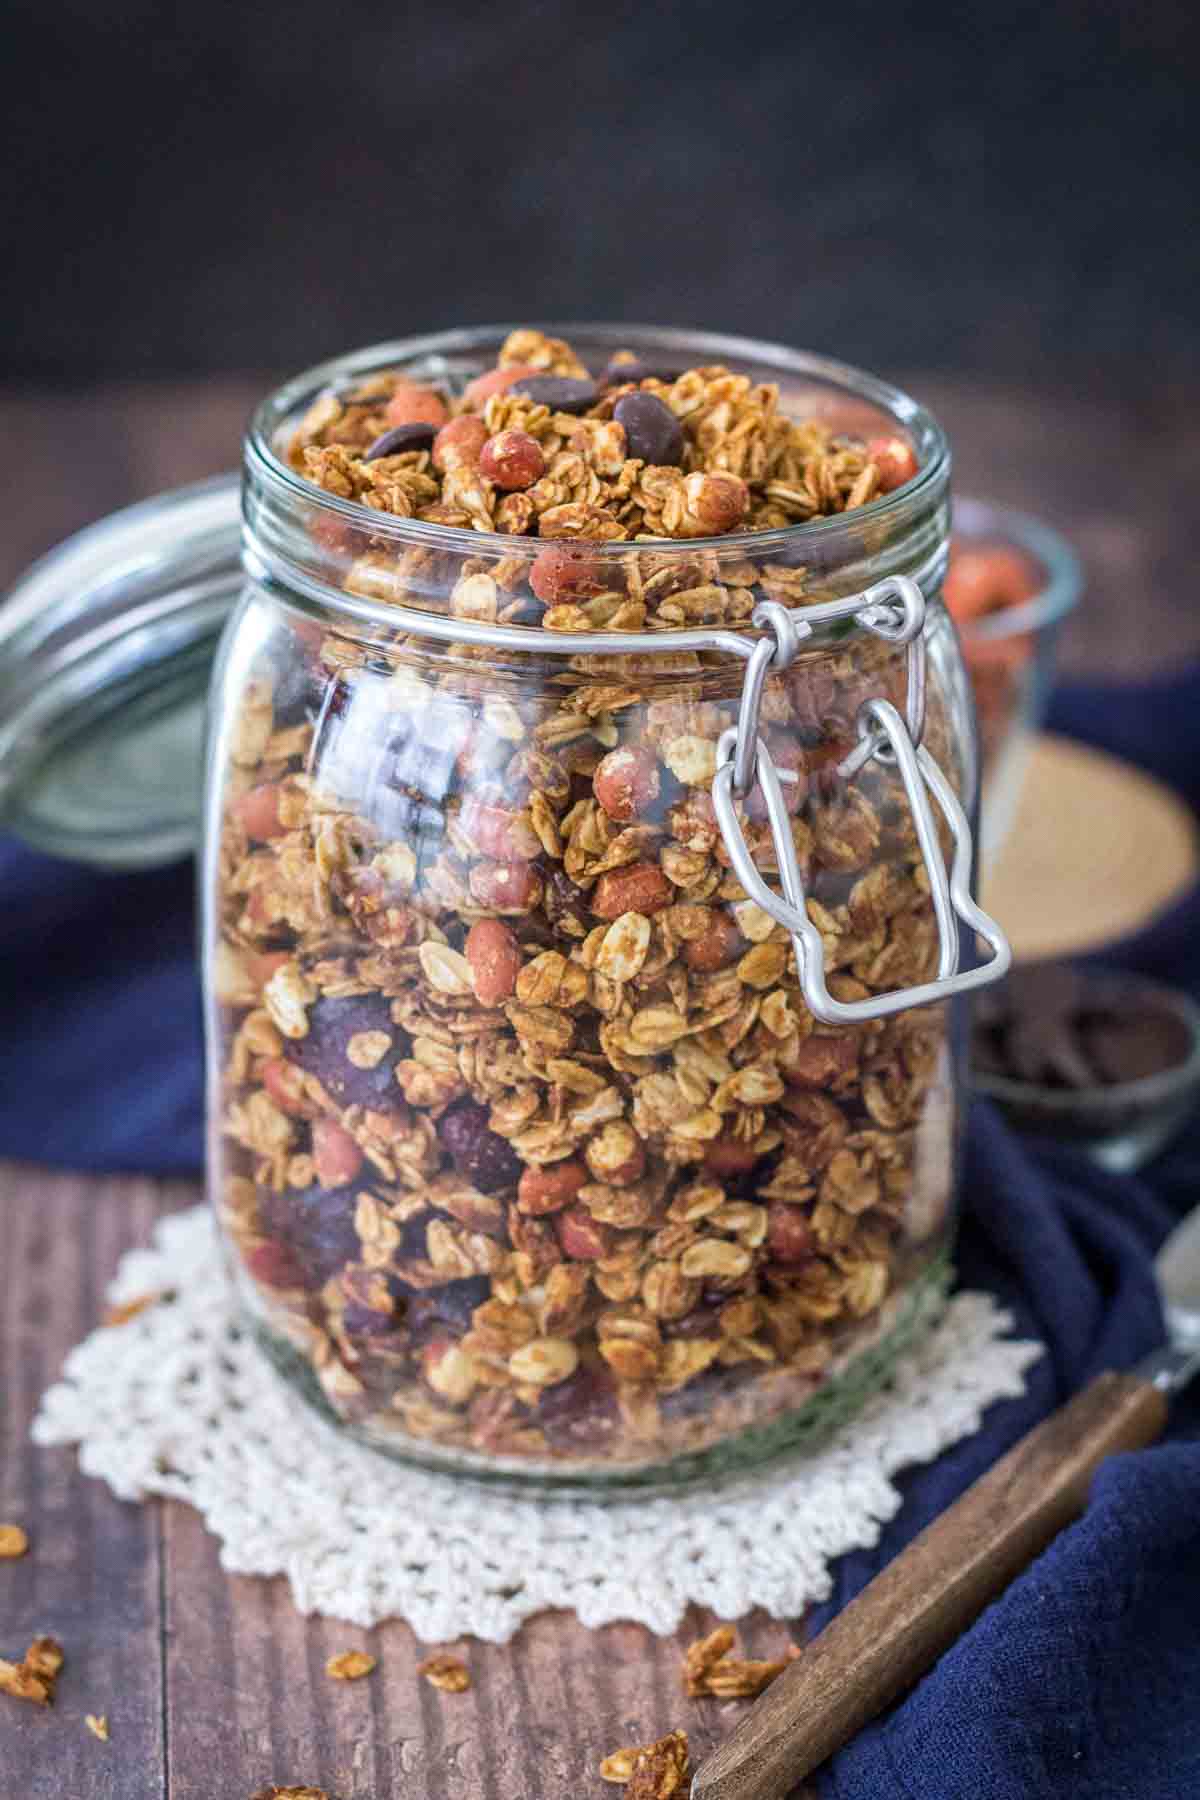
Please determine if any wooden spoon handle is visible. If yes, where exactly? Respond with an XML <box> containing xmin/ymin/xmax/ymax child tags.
<box><xmin>691</xmin><ymin>1370</ymin><xmax>1167</xmax><ymax>1800</ymax></box>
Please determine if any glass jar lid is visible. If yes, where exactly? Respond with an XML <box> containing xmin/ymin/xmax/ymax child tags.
<box><xmin>0</xmin><ymin>473</ymin><xmax>241</xmax><ymax>868</ymax></box>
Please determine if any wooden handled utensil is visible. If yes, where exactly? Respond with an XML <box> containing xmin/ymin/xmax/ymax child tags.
<box><xmin>690</xmin><ymin>1204</ymin><xmax>1200</xmax><ymax>1800</ymax></box>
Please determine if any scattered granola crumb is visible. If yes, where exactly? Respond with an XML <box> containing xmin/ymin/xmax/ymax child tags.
<box><xmin>85</xmin><ymin>1713</ymin><xmax>109</xmax><ymax>1741</ymax></box>
<box><xmin>104</xmin><ymin>1291</ymin><xmax>171</xmax><ymax>1327</ymax></box>
<box><xmin>681</xmin><ymin>1623</ymin><xmax>798</xmax><ymax>1698</ymax></box>
<box><xmin>681</xmin><ymin>1623</ymin><xmax>736</xmax><ymax>1694</ymax></box>
<box><xmin>249</xmin><ymin>1788</ymin><xmax>329</xmax><ymax>1800</ymax></box>
<box><xmin>600</xmin><ymin>1730</ymin><xmax>690</xmax><ymax>1797</ymax></box>
<box><xmin>0</xmin><ymin>1658</ymin><xmax>52</xmax><ymax>1706</ymax></box>
<box><xmin>417</xmin><ymin>1651</ymin><xmax>471</xmax><ymax>1693</ymax></box>
<box><xmin>325</xmin><ymin>1649</ymin><xmax>376</xmax><ymax>1682</ymax></box>
<box><xmin>0</xmin><ymin>1524</ymin><xmax>29</xmax><ymax>1558</ymax></box>
<box><xmin>24</xmin><ymin>1636</ymin><xmax>65</xmax><ymax>1683</ymax></box>
<box><xmin>0</xmin><ymin>1635</ymin><xmax>65</xmax><ymax>1707</ymax></box>
<box><xmin>698</xmin><ymin>1652</ymin><xmax>798</xmax><ymax>1698</ymax></box>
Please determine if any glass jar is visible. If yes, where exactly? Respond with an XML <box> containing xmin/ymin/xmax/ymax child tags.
<box><xmin>205</xmin><ymin>326</ymin><xmax>1006</xmax><ymax>1485</ymax></box>
<box><xmin>0</xmin><ymin>325</ymin><xmax>1009</xmax><ymax>1488</ymax></box>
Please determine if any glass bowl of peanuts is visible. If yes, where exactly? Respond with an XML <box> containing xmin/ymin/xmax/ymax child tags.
<box><xmin>946</xmin><ymin>497</ymin><xmax>1082</xmax><ymax>855</ymax></box>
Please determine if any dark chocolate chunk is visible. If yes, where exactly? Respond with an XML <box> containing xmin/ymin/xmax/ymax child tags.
<box><xmin>971</xmin><ymin>962</ymin><xmax>1193</xmax><ymax>1090</ymax></box>
<box><xmin>613</xmin><ymin>391</ymin><xmax>684</xmax><ymax>467</ymax></box>
<box><xmin>544</xmin><ymin>870</ymin><xmax>592</xmax><ymax>938</ymax></box>
<box><xmin>1079</xmin><ymin>1008</ymin><xmax>1191</xmax><ymax>1085</ymax></box>
<box><xmin>509</xmin><ymin>375</ymin><xmax>598</xmax><ymax>415</ymax></box>
<box><xmin>363</xmin><ymin>422</ymin><xmax>437</xmax><ymax>459</ymax></box>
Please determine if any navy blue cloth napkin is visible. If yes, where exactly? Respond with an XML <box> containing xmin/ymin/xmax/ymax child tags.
<box><xmin>2</xmin><ymin>667</ymin><xmax>1200</xmax><ymax>1798</ymax></box>
<box><xmin>815</xmin><ymin>665</ymin><xmax>1200</xmax><ymax>1800</ymax></box>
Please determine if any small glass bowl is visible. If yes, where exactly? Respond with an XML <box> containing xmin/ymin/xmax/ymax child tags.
<box><xmin>950</xmin><ymin>497</ymin><xmax>1083</xmax><ymax>855</ymax></box>
<box><xmin>973</xmin><ymin>970</ymin><xmax>1200</xmax><ymax>1172</ymax></box>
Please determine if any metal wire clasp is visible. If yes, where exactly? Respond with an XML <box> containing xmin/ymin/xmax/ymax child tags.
<box><xmin>712</xmin><ymin>577</ymin><xmax>1011</xmax><ymax>1024</ymax></box>
<box><xmin>247</xmin><ymin>530</ymin><xmax>1011</xmax><ymax>1022</ymax></box>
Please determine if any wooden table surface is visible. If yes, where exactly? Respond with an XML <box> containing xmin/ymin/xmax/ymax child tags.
<box><xmin>2</xmin><ymin>372</ymin><xmax>1197</xmax><ymax>1798</ymax></box>
<box><xmin>0</xmin><ymin>1161</ymin><xmax>795</xmax><ymax>1800</ymax></box>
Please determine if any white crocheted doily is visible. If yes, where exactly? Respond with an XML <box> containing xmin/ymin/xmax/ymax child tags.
<box><xmin>33</xmin><ymin>1205</ymin><xmax>1040</xmax><ymax>1644</ymax></box>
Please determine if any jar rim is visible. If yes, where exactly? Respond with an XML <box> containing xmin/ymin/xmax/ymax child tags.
<box><xmin>246</xmin><ymin>322</ymin><xmax>951</xmax><ymax>570</ymax></box>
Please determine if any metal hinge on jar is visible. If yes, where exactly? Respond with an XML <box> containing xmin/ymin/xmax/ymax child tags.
<box><xmin>710</xmin><ymin>577</ymin><xmax>1011</xmax><ymax>1022</ymax></box>
<box><xmin>249</xmin><ymin>542</ymin><xmax>1011</xmax><ymax>1021</ymax></box>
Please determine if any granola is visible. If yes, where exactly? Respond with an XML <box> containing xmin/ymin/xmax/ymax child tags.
<box><xmin>250</xmin><ymin>1788</ymin><xmax>329</xmax><ymax>1800</ymax></box>
<box><xmin>212</xmin><ymin>328</ymin><xmax>958</xmax><ymax>1474</ymax></box>
<box><xmin>417</xmin><ymin>1652</ymin><xmax>471</xmax><ymax>1692</ymax></box>
<box><xmin>324</xmin><ymin>1650</ymin><xmax>376</xmax><ymax>1681</ymax></box>
<box><xmin>103</xmin><ymin>1291</ymin><xmax>171</xmax><ymax>1327</ymax></box>
<box><xmin>600</xmin><ymin>1730</ymin><xmax>691</xmax><ymax>1797</ymax></box>
<box><xmin>0</xmin><ymin>1635</ymin><xmax>65</xmax><ymax>1707</ymax></box>
<box><xmin>286</xmin><ymin>327</ymin><xmax>919</xmax><ymax>634</ymax></box>
<box><xmin>681</xmin><ymin>1623</ymin><xmax>798</xmax><ymax>1698</ymax></box>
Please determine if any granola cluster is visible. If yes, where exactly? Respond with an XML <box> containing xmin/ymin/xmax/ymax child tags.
<box><xmin>681</xmin><ymin>1623</ymin><xmax>797</xmax><ymax>1699</ymax></box>
<box><xmin>288</xmin><ymin>329</ymin><xmax>918</xmax><ymax>607</ymax></box>
<box><xmin>600</xmin><ymin>1730</ymin><xmax>691</xmax><ymax>1798</ymax></box>
<box><xmin>211</xmin><ymin>330</ymin><xmax>955</xmax><ymax>1474</ymax></box>
<box><xmin>0</xmin><ymin>1634</ymin><xmax>64</xmax><ymax>1707</ymax></box>
<box><xmin>214</xmin><ymin>667</ymin><xmax>954</xmax><ymax>1464</ymax></box>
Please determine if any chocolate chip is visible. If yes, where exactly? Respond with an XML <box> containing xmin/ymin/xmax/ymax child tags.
<box><xmin>544</xmin><ymin>869</ymin><xmax>591</xmax><ymax>937</ymax></box>
<box><xmin>971</xmin><ymin>962</ymin><xmax>1193</xmax><ymax>1090</ymax></box>
<box><xmin>363</xmin><ymin>422</ymin><xmax>437</xmax><ymax>459</ymax></box>
<box><xmin>1079</xmin><ymin>1008</ymin><xmax>1191</xmax><ymax>1085</ymax></box>
<box><xmin>509</xmin><ymin>375</ymin><xmax>598</xmax><ymax>415</ymax></box>
<box><xmin>600</xmin><ymin>357</ymin><xmax>686</xmax><ymax>387</ymax></box>
<box><xmin>613</xmin><ymin>392</ymin><xmax>684</xmax><ymax>466</ymax></box>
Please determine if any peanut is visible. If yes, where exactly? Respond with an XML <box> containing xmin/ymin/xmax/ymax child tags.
<box><xmin>465</xmin><ymin>918</ymin><xmax>523</xmax><ymax>1006</ymax></box>
<box><xmin>592</xmin><ymin>862</ymin><xmax>673</xmax><ymax>920</ymax></box>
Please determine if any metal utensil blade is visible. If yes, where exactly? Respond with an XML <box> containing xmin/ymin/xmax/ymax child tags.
<box><xmin>1158</xmin><ymin>1204</ymin><xmax>1200</xmax><ymax>1340</ymax></box>
<box><xmin>1138</xmin><ymin>1203</ymin><xmax>1200</xmax><ymax>1392</ymax></box>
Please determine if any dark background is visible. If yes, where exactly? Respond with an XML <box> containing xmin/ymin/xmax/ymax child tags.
<box><xmin>3</xmin><ymin>0</ymin><xmax>1196</xmax><ymax>391</ymax></box>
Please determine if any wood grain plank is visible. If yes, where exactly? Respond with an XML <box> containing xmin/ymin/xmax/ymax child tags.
<box><xmin>0</xmin><ymin>1163</ymin><xmax>180</xmax><ymax>1800</ymax></box>
<box><xmin>0</xmin><ymin>1174</ymin><xmax>816</xmax><ymax>1800</ymax></box>
<box><xmin>162</xmin><ymin>1495</ymin><xmax>798</xmax><ymax>1800</ymax></box>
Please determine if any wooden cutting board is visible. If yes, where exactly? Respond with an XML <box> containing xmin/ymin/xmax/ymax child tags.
<box><xmin>981</xmin><ymin>733</ymin><xmax>1199</xmax><ymax>961</ymax></box>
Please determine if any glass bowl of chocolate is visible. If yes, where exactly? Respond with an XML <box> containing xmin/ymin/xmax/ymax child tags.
<box><xmin>972</xmin><ymin>962</ymin><xmax>1200</xmax><ymax>1171</ymax></box>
